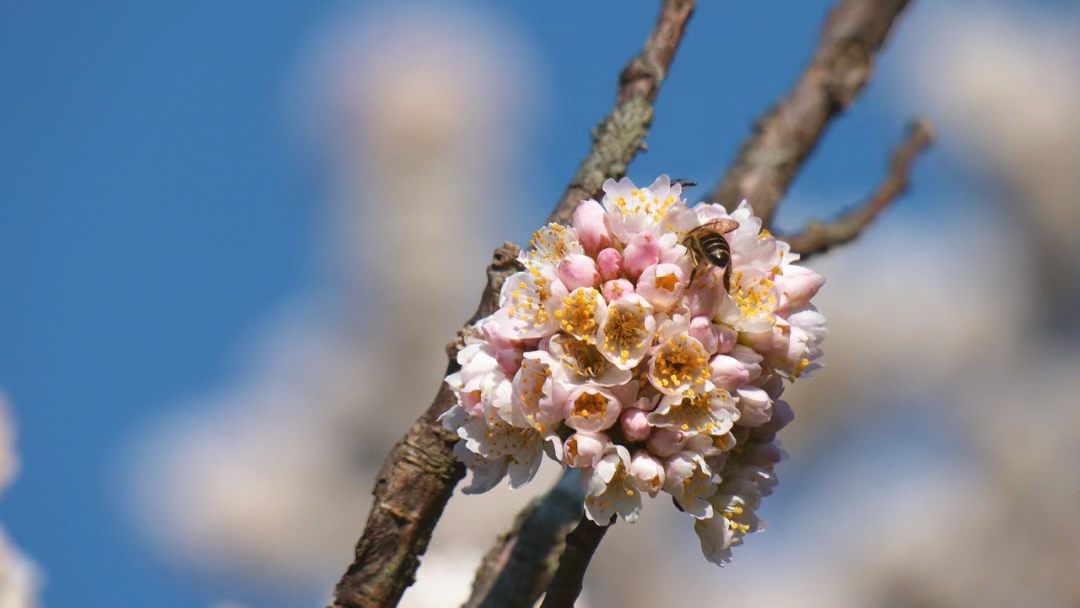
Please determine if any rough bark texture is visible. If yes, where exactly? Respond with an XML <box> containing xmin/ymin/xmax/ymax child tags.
<box><xmin>546</xmin><ymin>0</ymin><xmax>695</xmax><ymax>227</ymax></box>
<box><xmin>784</xmin><ymin>119</ymin><xmax>934</xmax><ymax>258</ymax></box>
<box><xmin>331</xmin><ymin>244</ymin><xmax>523</xmax><ymax>608</ymax></box>
<box><xmin>708</xmin><ymin>0</ymin><xmax>913</xmax><ymax>229</ymax></box>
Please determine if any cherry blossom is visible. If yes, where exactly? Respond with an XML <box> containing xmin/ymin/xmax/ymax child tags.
<box><xmin>442</xmin><ymin>175</ymin><xmax>826</xmax><ymax>565</ymax></box>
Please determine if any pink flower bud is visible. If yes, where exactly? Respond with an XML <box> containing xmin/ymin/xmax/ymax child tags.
<box><xmin>735</xmin><ymin>387</ymin><xmax>772</xmax><ymax>427</ymax></box>
<box><xmin>596</xmin><ymin>248</ymin><xmax>623</xmax><ymax>281</ymax></box>
<box><xmin>731</xmin><ymin>345</ymin><xmax>763</xmax><ymax>379</ymax></box>
<box><xmin>688</xmin><ymin>316</ymin><xmax>719</xmax><ymax>354</ymax></box>
<box><xmin>636</xmin><ymin>263</ymin><xmax>685</xmax><ymax>312</ymax></box>
<box><xmin>646</xmin><ymin>427</ymin><xmax>686</xmax><ymax>458</ymax></box>
<box><xmin>709</xmin><ymin>354</ymin><xmax>751</xmax><ymax>391</ymax></box>
<box><xmin>739</xmin><ymin>325</ymin><xmax>785</xmax><ymax>354</ymax></box>
<box><xmin>572</xmin><ymin>200</ymin><xmax>611</xmax><ymax>255</ymax></box>
<box><xmin>622</xmin><ymin>232</ymin><xmax>660</xmax><ymax>279</ymax></box>
<box><xmin>557</xmin><ymin>253</ymin><xmax>600</xmax><ymax>291</ymax></box>
<box><xmin>776</xmin><ymin>265</ymin><xmax>825</xmax><ymax>313</ymax></box>
<box><xmin>620</xmin><ymin>408</ymin><xmax>652</xmax><ymax>441</ymax></box>
<box><xmin>629</xmin><ymin>451</ymin><xmax>665</xmax><ymax>496</ymax></box>
<box><xmin>602</xmin><ymin>278</ymin><xmax>634</xmax><ymax>303</ymax></box>
<box><xmin>565</xmin><ymin>386</ymin><xmax>621</xmax><ymax>433</ymax></box>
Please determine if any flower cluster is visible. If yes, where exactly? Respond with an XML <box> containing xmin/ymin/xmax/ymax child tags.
<box><xmin>442</xmin><ymin>176</ymin><xmax>825</xmax><ymax>564</ymax></box>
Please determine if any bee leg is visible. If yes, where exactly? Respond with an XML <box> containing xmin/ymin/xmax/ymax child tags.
<box><xmin>721</xmin><ymin>266</ymin><xmax>731</xmax><ymax>293</ymax></box>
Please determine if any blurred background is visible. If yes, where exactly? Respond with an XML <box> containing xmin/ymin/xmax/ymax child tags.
<box><xmin>2</xmin><ymin>0</ymin><xmax>1078</xmax><ymax>606</ymax></box>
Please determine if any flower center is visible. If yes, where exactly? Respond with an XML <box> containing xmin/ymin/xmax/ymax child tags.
<box><xmin>614</xmin><ymin>189</ymin><xmax>677</xmax><ymax>222</ymax></box>
<box><xmin>730</xmin><ymin>272</ymin><xmax>776</xmax><ymax>319</ymax></box>
<box><xmin>557</xmin><ymin>288</ymin><xmax>601</xmax><ymax>339</ymax></box>
<box><xmin>571</xmin><ymin>392</ymin><xmax>608</xmax><ymax>419</ymax></box>
<box><xmin>601</xmin><ymin>303</ymin><xmax>650</xmax><ymax>364</ymax></box>
<box><xmin>655</xmin><ymin>270</ymin><xmax>679</xmax><ymax>292</ymax></box>
<box><xmin>556</xmin><ymin>334</ymin><xmax>609</xmax><ymax>378</ymax></box>
<box><xmin>528</xmin><ymin>223</ymin><xmax>576</xmax><ymax>265</ymax></box>
<box><xmin>654</xmin><ymin>336</ymin><xmax>708</xmax><ymax>390</ymax></box>
<box><xmin>668</xmin><ymin>390</ymin><xmax>731</xmax><ymax>434</ymax></box>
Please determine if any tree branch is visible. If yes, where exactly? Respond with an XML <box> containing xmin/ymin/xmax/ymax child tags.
<box><xmin>463</xmin><ymin>470</ymin><xmax>583</xmax><ymax>608</ymax></box>
<box><xmin>546</xmin><ymin>0</ymin><xmax>696</xmax><ymax>227</ymax></box>
<box><xmin>707</xmin><ymin>0</ymin><xmax>913</xmax><ymax>229</ymax></box>
<box><xmin>331</xmin><ymin>244</ymin><xmax>523</xmax><ymax>608</ymax></box>
<box><xmin>784</xmin><ymin>118</ymin><xmax>934</xmax><ymax>258</ymax></box>
<box><xmin>538</xmin><ymin>516</ymin><xmax>610</xmax><ymax>608</ymax></box>
<box><xmin>331</xmin><ymin>1</ymin><xmax>695</xmax><ymax>605</ymax></box>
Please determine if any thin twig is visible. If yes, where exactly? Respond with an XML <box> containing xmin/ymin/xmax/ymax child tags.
<box><xmin>707</xmin><ymin>0</ymin><xmax>913</xmax><ymax>230</ymax></box>
<box><xmin>331</xmin><ymin>1</ymin><xmax>696</xmax><ymax>605</ymax></box>
<box><xmin>538</xmin><ymin>516</ymin><xmax>611</xmax><ymax>608</ymax></box>
<box><xmin>463</xmin><ymin>470</ymin><xmax>583</xmax><ymax>608</ymax></box>
<box><xmin>784</xmin><ymin>119</ymin><xmax>934</xmax><ymax>259</ymax></box>
<box><xmin>331</xmin><ymin>244</ymin><xmax>523</xmax><ymax>608</ymax></box>
<box><xmin>546</xmin><ymin>0</ymin><xmax>696</xmax><ymax>227</ymax></box>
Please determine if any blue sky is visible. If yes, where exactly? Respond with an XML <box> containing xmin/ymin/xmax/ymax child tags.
<box><xmin>0</xmin><ymin>0</ymin><xmax>976</xmax><ymax>606</ymax></box>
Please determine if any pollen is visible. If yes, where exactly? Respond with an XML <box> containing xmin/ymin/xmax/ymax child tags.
<box><xmin>652</xmin><ymin>335</ymin><xmax>708</xmax><ymax>391</ymax></box>
<box><xmin>732</xmin><ymin>275</ymin><xmax>776</xmax><ymax>319</ymax></box>
<box><xmin>604</xmin><ymin>310</ymin><xmax>644</xmax><ymax>345</ymax></box>
<box><xmin>657</xmin><ymin>391</ymin><xmax>724</xmax><ymax>434</ymax></box>
<box><xmin>557</xmin><ymin>334</ymin><xmax>609</xmax><ymax>378</ymax></box>
<box><xmin>524</xmin><ymin>223</ymin><xmax>581</xmax><ymax>267</ymax></box>
<box><xmin>566</xmin><ymin>438</ymin><xmax>580</xmax><ymax>460</ymax></box>
<box><xmin>655</xmin><ymin>271</ymin><xmax>679</xmax><ymax>292</ymax></box>
<box><xmin>571</xmin><ymin>391</ymin><xmax>609</xmax><ymax>419</ymax></box>
<box><xmin>560</xmin><ymin>288</ymin><xmax>601</xmax><ymax>340</ymax></box>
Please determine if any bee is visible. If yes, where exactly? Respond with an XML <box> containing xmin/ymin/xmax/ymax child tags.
<box><xmin>681</xmin><ymin>218</ymin><xmax>739</xmax><ymax>291</ymax></box>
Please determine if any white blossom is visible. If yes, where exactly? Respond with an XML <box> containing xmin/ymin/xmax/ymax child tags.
<box><xmin>444</xmin><ymin>175</ymin><xmax>826</xmax><ymax>564</ymax></box>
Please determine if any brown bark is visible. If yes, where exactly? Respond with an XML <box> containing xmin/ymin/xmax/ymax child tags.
<box><xmin>463</xmin><ymin>472</ymin><xmax>584</xmax><ymax>608</ymax></box>
<box><xmin>332</xmin><ymin>244</ymin><xmax>523</xmax><ymax>608</ymax></box>
<box><xmin>538</xmin><ymin>517</ymin><xmax>610</xmax><ymax>608</ymax></box>
<box><xmin>784</xmin><ymin>119</ymin><xmax>934</xmax><ymax>259</ymax></box>
<box><xmin>708</xmin><ymin>0</ymin><xmax>913</xmax><ymax>229</ymax></box>
<box><xmin>546</xmin><ymin>0</ymin><xmax>696</xmax><ymax>227</ymax></box>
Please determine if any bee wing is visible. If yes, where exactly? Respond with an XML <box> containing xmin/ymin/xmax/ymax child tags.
<box><xmin>699</xmin><ymin>218</ymin><xmax>740</xmax><ymax>234</ymax></box>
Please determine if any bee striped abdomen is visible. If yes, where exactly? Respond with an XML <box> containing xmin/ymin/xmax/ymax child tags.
<box><xmin>698</xmin><ymin>232</ymin><xmax>731</xmax><ymax>267</ymax></box>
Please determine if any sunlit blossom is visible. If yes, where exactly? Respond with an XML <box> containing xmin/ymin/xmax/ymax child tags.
<box><xmin>648</xmin><ymin>386</ymin><xmax>739</xmax><ymax>436</ymax></box>
<box><xmin>444</xmin><ymin>175</ymin><xmax>825</xmax><ymax>565</ymax></box>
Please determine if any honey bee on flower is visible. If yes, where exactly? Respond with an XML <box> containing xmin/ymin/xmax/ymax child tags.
<box><xmin>441</xmin><ymin>175</ymin><xmax>825</xmax><ymax>565</ymax></box>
